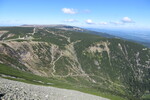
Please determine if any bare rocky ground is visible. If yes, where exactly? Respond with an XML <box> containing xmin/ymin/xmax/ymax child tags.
<box><xmin>0</xmin><ymin>77</ymin><xmax>109</xmax><ymax>100</ymax></box>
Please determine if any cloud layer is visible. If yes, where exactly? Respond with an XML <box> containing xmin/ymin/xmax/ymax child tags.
<box><xmin>121</xmin><ymin>17</ymin><xmax>134</xmax><ymax>23</ymax></box>
<box><xmin>62</xmin><ymin>8</ymin><xmax>77</xmax><ymax>14</ymax></box>
<box><xmin>64</xmin><ymin>19</ymin><xmax>77</xmax><ymax>23</ymax></box>
<box><xmin>61</xmin><ymin>9</ymin><xmax>135</xmax><ymax>27</ymax></box>
<box><xmin>99</xmin><ymin>22</ymin><xmax>108</xmax><ymax>25</ymax></box>
<box><xmin>86</xmin><ymin>19</ymin><xmax>94</xmax><ymax>24</ymax></box>
<box><xmin>110</xmin><ymin>21</ymin><xmax>123</xmax><ymax>25</ymax></box>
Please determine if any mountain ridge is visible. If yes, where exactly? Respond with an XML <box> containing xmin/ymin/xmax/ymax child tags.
<box><xmin>0</xmin><ymin>25</ymin><xmax>150</xmax><ymax>100</ymax></box>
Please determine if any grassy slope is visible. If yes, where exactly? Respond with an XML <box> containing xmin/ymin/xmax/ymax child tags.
<box><xmin>0</xmin><ymin>63</ymin><xmax>126</xmax><ymax>100</ymax></box>
<box><xmin>142</xmin><ymin>94</ymin><xmax>150</xmax><ymax>100</ymax></box>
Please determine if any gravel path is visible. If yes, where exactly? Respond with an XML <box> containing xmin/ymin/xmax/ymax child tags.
<box><xmin>0</xmin><ymin>77</ymin><xmax>109</xmax><ymax>100</ymax></box>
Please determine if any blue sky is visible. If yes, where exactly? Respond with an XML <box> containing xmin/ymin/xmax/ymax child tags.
<box><xmin>0</xmin><ymin>0</ymin><xmax>150</xmax><ymax>30</ymax></box>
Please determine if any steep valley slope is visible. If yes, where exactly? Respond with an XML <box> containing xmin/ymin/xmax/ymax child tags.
<box><xmin>0</xmin><ymin>26</ymin><xmax>150</xmax><ymax>100</ymax></box>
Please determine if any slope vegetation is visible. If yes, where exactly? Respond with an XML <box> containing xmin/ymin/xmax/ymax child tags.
<box><xmin>0</xmin><ymin>26</ymin><xmax>150</xmax><ymax>100</ymax></box>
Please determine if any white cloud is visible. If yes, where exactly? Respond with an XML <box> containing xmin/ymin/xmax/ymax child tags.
<box><xmin>122</xmin><ymin>17</ymin><xmax>134</xmax><ymax>23</ymax></box>
<box><xmin>62</xmin><ymin>8</ymin><xmax>77</xmax><ymax>14</ymax></box>
<box><xmin>64</xmin><ymin>19</ymin><xmax>77</xmax><ymax>23</ymax></box>
<box><xmin>86</xmin><ymin>19</ymin><xmax>94</xmax><ymax>24</ymax></box>
<box><xmin>99</xmin><ymin>22</ymin><xmax>108</xmax><ymax>25</ymax></box>
<box><xmin>110</xmin><ymin>21</ymin><xmax>124</xmax><ymax>25</ymax></box>
<box><xmin>109</xmin><ymin>17</ymin><xmax>134</xmax><ymax>26</ymax></box>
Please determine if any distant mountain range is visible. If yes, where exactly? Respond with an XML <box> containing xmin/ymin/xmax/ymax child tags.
<box><xmin>86</xmin><ymin>28</ymin><xmax>150</xmax><ymax>48</ymax></box>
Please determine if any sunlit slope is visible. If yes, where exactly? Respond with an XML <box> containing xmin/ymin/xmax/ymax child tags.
<box><xmin>0</xmin><ymin>26</ymin><xmax>150</xmax><ymax>100</ymax></box>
